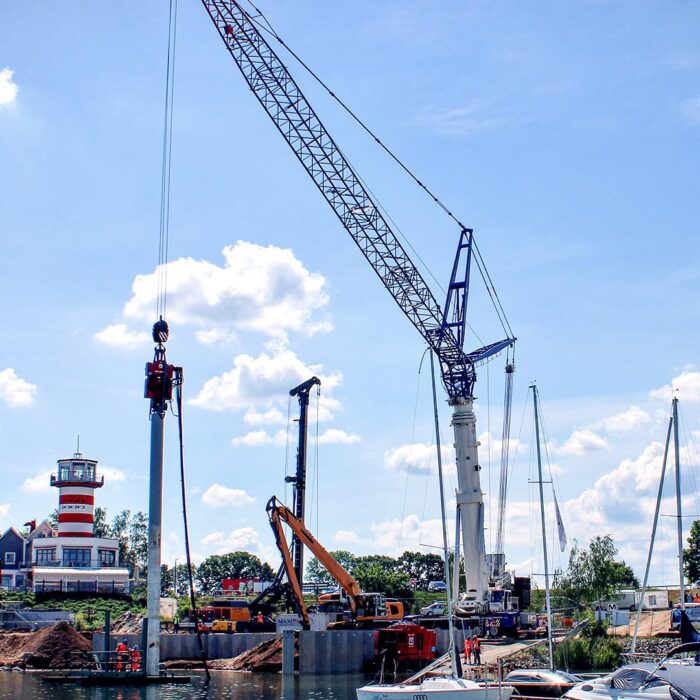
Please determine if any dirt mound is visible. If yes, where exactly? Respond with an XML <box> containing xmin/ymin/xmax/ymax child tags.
<box><xmin>216</xmin><ymin>637</ymin><xmax>286</xmax><ymax>672</ymax></box>
<box><xmin>0</xmin><ymin>622</ymin><xmax>91</xmax><ymax>669</ymax></box>
<box><xmin>110</xmin><ymin>611</ymin><xmax>143</xmax><ymax>635</ymax></box>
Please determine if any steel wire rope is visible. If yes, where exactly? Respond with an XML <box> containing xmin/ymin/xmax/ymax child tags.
<box><xmin>535</xmin><ymin>394</ymin><xmax>570</xmax><ymax>575</ymax></box>
<box><xmin>239</xmin><ymin>0</ymin><xmax>514</xmax><ymax>340</ymax></box>
<box><xmin>174</xmin><ymin>377</ymin><xmax>210</xmax><ymax>680</ymax></box>
<box><xmin>679</xmin><ymin>407</ymin><xmax>700</xmax><ymax>517</ymax></box>
<box><xmin>156</xmin><ymin>0</ymin><xmax>178</xmax><ymax>319</ymax></box>
<box><xmin>397</xmin><ymin>350</ymin><xmax>427</xmax><ymax>555</ymax></box>
<box><xmin>307</xmin><ymin>384</ymin><xmax>321</xmax><ymax>539</ymax></box>
<box><xmin>486</xmin><ymin>361</ymin><xmax>492</xmax><ymax>557</ymax></box>
<box><xmin>284</xmin><ymin>395</ymin><xmax>292</xmax><ymax>506</ymax></box>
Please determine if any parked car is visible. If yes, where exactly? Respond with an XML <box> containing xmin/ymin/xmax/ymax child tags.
<box><xmin>427</xmin><ymin>581</ymin><xmax>447</xmax><ymax>592</ymax></box>
<box><xmin>420</xmin><ymin>602</ymin><xmax>447</xmax><ymax>617</ymax></box>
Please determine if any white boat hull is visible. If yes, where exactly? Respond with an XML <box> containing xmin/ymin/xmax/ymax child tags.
<box><xmin>357</xmin><ymin>677</ymin><xmax>515</xmax><ymax>700</ymax></box>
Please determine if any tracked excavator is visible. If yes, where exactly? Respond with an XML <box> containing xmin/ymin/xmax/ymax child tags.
<box><xmin>266</xmin><ymin>496</ymin><xmax>404</xmax><ymax>630</ymax></box>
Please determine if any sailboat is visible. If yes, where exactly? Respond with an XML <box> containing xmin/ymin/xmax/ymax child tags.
<box><xmin>356</xmin><ymin>354</ymin><xmax>515</xmax><ymax>700</ymax></box>
<box><xmin>504</xmin><ymin>385</ymin><xmax>578</xmax><ymax>698</ymax></box>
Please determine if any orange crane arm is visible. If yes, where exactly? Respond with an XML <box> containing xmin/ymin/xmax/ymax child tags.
<box><xmin>268</xmin><ymin>506</ymin><xmax>311</xmax><ymax>629</ymax></box>
<box><xmin>266</xmin><ymin>496</ymin><xmax>362</xmax><ymax>614</ymax></box>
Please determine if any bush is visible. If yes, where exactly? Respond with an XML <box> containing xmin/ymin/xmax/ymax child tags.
<box><xmin>554</xmin><ymin>635</ymin><xmax>623</xmax><ymax>671</ymax></box>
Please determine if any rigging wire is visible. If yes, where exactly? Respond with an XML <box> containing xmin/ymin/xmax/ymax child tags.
<box><xmin>397</xmin><ymin>350</ymin><xmax>427</xmax><ymax>554</ymax></box>
<box><xmin>156</xmin><ymin>0</ymin><xmax>178</xmax><ymax>319</ymax></box>
<box><xmin>283</xmin><ymin>394</ymin><xmax>292</xmax><ymax>505</ymax></box>
<box><xmin>174</xmin><ymin>376</ymin><xmax>210</xmax><ymax>680</ymax></box>
<box><xmin>679</xmin><ymin>407</ymin><xmax>700</xmax><ymax>517</ymax></box>
<box><xmin>239</xmin><ymin>0</ymin><xmax>514</xmax><ymax>339</ymax></box>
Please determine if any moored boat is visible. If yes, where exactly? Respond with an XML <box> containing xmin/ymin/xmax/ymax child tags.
<box><xmin>357</xmin><ymin>676</ymin><xmax>515</xmax><ymax>700</ymax></box>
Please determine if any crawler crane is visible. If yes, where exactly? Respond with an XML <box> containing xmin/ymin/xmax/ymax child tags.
<box><xmin>199</xmin><ymin>1</ymin><xmax>515</xmax><ymax>610</ymax></box>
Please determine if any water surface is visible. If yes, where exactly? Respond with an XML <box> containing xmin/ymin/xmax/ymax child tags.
<box><xmin>0</xmin><ymin>671</ymin><xmax>371</xmax><ymax>700</ymax></box>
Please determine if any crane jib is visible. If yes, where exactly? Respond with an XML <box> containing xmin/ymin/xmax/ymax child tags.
<box><xmin>200</xmin><ymin>0</ymin><xmax>512</xmax><ymax>399</ymax></box>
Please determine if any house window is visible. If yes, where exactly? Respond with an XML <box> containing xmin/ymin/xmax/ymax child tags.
<box><xmin>98</xmin><ymin>550</ymin><xmax>116</xmax><ymax>567</ymax></box>
<box><xmin>36</xmin><ymin>548</ymin><xmax>56</xmax><ymax>564</ymax></box>
<box><xmin>63</xmin><ymin>549</ymin><xmax>91</xmax><ymax>568</ymax></box>
<box><xmin>4</xmin><ymin>552</ymin><xmax>16</xmax><ymax>565</ymax></box>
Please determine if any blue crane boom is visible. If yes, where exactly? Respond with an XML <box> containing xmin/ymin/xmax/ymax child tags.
<box><xmin>199</xmin><ymin>0</ymin><xmax>512</xmax><ymax>401</ymax></box>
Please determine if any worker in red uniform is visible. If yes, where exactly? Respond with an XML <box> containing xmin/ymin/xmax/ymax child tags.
<box><xmin>130</xmin><ymin>644</ymin><xmax>142</xmax><ymax>672</ymax></box>
<box><xmin>115</xmin><ymin>639</ymin><xmax>129</xmax><ymax>672</ymax></box>
<box><xmin>464</xmin><ymin>636</ymin><xmax>473</xmax><ymax>664</ymax></box>
<box><xmin>473</xmin><ymin>635</ymin><xmax>481</xmax><ymax>665</ymax></box>
<box><xmin>257</xmin><ymin>613</ymin><xmax>264</xmax><ymax>624</ymax></box>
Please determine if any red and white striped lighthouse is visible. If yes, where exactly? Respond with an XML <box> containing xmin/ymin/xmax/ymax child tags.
<box><xmin>50</xmin><ymin>451</ymin><xmax>104</xmax><ymax>537</ymax></box>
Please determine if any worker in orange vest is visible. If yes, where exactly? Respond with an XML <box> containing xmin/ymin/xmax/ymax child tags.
<box><xmin>130</xmin><ymin>645</ymin><xmax>142</xmax><ymax>672</ymax></box>
<box><xmin>464</xmin><ymin>636</ymin><xmax>473</xmax><ymax>664</ymax></box>
<box><xmin>115</xmin><ymin>639</ymin><xmax>129</xmax><ymax>672</ymax></box>
<box><xmin>473</xmin><ymin>635</ymin><xmax>481</xmax><ymax>665</ymax></box>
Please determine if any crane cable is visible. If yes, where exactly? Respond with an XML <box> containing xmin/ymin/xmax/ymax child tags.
<box><xmin>240</xmin><ymin>0</ymin><xmax>514</xmax><ymax>340</ymax></box>
<box><xmin>156</xmin><ymin>0</ymin><xmax>178</xmax><ymax>319</ymax></box>
<box><xmin>174</xmin><ymin>375</ymin><xmax>210</xmax><ymax>680</ymax></box>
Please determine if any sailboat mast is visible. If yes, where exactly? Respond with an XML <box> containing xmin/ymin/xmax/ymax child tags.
<box><xmin>532</xmin><ymin>384</ymin><xmax>554</xmax><ymax>670</ymax></box>
<box><xmin>431</xmin><ymin>351</ymin><xmax>460</xmax><ymax>679</ymax></box>
<box><xmin>673</xmin><ymin>397</ymin><xmax>685</xmax><ymax>611</ymax></box>
<box><xmin>631</xmin><ymin>411</ymin><xmax>673</xmax><ymax>652</ymax></box>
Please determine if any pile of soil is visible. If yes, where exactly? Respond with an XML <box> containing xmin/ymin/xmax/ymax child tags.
<box><xmin>110</xmin><ymin>611</ymin><xmax>143</xmax><ymax>635</ymax></box>
<box><xmin>162</xmin><ymin>637</ymin><xmax>297</xmax><ymax>673</ymax></box>
<box><xmin>0</xmin><ymin>622</ymin><xmax>91</xmax><ymax>669</ymax></box>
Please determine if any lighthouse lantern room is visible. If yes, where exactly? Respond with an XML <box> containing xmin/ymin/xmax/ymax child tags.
<box><xmin>51</xmin><ymin>451</ymin><xmax>104</xmax><ymax>538</ymax></box>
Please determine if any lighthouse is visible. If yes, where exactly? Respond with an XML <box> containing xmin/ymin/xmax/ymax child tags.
<box><xmin>50</xmin><ymin>451</ymin><xmax>104</xmax><ymax>537</ymax></box>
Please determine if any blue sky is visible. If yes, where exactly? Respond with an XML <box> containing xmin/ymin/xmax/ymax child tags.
<box><xmin>1</xmin><ymin>1</ymin><xmax>699</xmax><ymax>588</ymax></box>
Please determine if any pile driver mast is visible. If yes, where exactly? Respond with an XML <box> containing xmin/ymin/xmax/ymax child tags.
<box><xmin>285</xmin><ymin>376</ymin><xmax>321</xmax><ymax>588</ymax></box>
<box><xmin>200</xmin><ymin>0</ymin><xmax>515</xmax><ymax>607</ymax></box>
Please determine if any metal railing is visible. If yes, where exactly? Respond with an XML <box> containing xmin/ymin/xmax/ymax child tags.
<box><xmin>51</xmin><ymin>471</ymin><xmax>104</xmax><ymax>486</ymax></box>
<box><xmin>33</xmin><ymin>580</ymin><xmax>131</xmax><ymax>594</ymax></box>
<box><xmin>33</xmin><ymin>557</ymin><xmax>121</xmax><ymax>569</ymax></box>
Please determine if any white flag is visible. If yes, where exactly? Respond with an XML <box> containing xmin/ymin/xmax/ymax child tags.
<box><xmin>554</xmin><ymin>492</ymin><xmax>567</xmax><ymax>552</ymax></box>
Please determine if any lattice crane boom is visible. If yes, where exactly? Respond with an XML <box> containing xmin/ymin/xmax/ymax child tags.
<box><xmin>199</xmin><ymin>0</ymin><xmax>512</xmax><ymax>399</ymax></box>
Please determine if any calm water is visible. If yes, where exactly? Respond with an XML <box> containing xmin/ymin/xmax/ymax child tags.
<box><xmin>0</xmin><ymin>671</ymin><xmax>371</xmax><ymax>700</ymax></box>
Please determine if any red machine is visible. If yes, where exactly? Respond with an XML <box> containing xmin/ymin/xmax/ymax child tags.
<box><xmin>376</xmin><ymin>622</ymin><xmax>436</xmax><ymax>666</ymax></box>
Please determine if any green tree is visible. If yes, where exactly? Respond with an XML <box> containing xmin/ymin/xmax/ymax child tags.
<box><xmin>161</xmin><ymin>564</ymin><xmax>174</xmax><ymax>597</ymax></box>
<box><xmin>560</xmin><ymin>535</ymin><xmax>638</xmax><ymax>605</ymax></box>
<box><xmin>109</xmin><ymin>509</ymin><xmax>149</xmax><ymax>576</ymax></box>
<box><xmin>306</xmin><ymin>550</ymin><xmax>358</xmax><ymax>584</ymax></box>
<box><xmin>353</xmin><ymin>562</ymin><xmax>414</xmax><ymax>601</ymax></box>
<box><xmin>396</xmin><ymin>551</ymin><xmax>445</xmax><ymax>590</ymax></box>
<box><xmin>684</xmin><ymin>520</ymin><xmax>700</xmax><ymax>586</ymax></box>
<box><xmin>195</xmin><ymin>552</ymin><xmax>274</xmax><ymax>594</ymax></box>
<box><xmin>92</xmin><ymin>507</ymin><xmax>110</xmax><ymax>538</ymax></box>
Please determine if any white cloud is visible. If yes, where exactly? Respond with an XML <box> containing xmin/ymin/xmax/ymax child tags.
<box><xmin>243</xmin><ymin>407</ymin><xmax>286</xmax><ymax>426</ymax></box>
<box><xmin>22</xmin><ymin>470</ymin><xmax>53</xmax><ymax>494</ymax></box>
<box><xmin>550</xmin><ymin>429</ymin><xmax>608</xmax><ymax>457</ymax></box>
<box><xmin>0</xmin><ymin>68</ymin><xmax>18</xmax><ymax>109</ymax></box>
<box><xmin>116</xmin><ymin>241</ymin><xmax>330</xmax><ymax>342</ymax></box>
<box><xmin>100</xmin><ymin>466</ymin><xmax>126</xmax><ymax>483</ymax></box>
<box><xmin>94</xmin><ymin>324</ymin><xmax>150</xmax><ymax>349</ymax></box>
<box><xmin>0</xmin><ymin>503</ymin><xmax>10</xmax><ymax>521</ymax></box>
<box><xmin>599</xmin><ymin>406</ymin><xmax>650</xmax><ymax>434</ymax></box>
<box><xmin>317</xmin><ymin>429</ymin><xmax>360</xmax><ymax>445</ymax></box>
<box><xmin>230</xmin><ymin>429</ymin><xmax>287</xmax><ymax>447</ymax></box>
<box><xmin>680</xmin><ymin>95</ymin><xmax>700</xmax><ymax>125</ymax></box>
<box><xmin>414</xmin><ymin>100</ymin><xmax>519</xmax><ymax>135</ymax></box>
<box><xmin>334</xmin><ymin>529</ymin><xmax>361</xmax><ymax>545</ymax></box>
<box><xmin>191</xmin><ymin>342</ymin><xmax>341</xmax><ymax>420</ymax></box>
<box><xmin>201</xmin><ymin>484</ymin><xmax>255</xmax><ymax>508</ymax></box>
<box><xmin>384</xmin><ymin>442</ymin><xmax>454</xmax><ymax>476</ymax></box>
<box><xmin>0</xmin><ymin>368</ymin><xmax>37</xmax><ymax>408</ymax></box>
<box><xmin>651</xmin><ymin>371</ymin><xmax>700</xmax><ymax>403</ymax></box>
<box><xmin>201</xmin><ymin>526</ymin><xmax>276</xmax><ymax>564</ymax></box>
<box><xmin>195</xmin><ymin>328</ymin><xmax>237</xmax><ymax>346</ymax></box>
